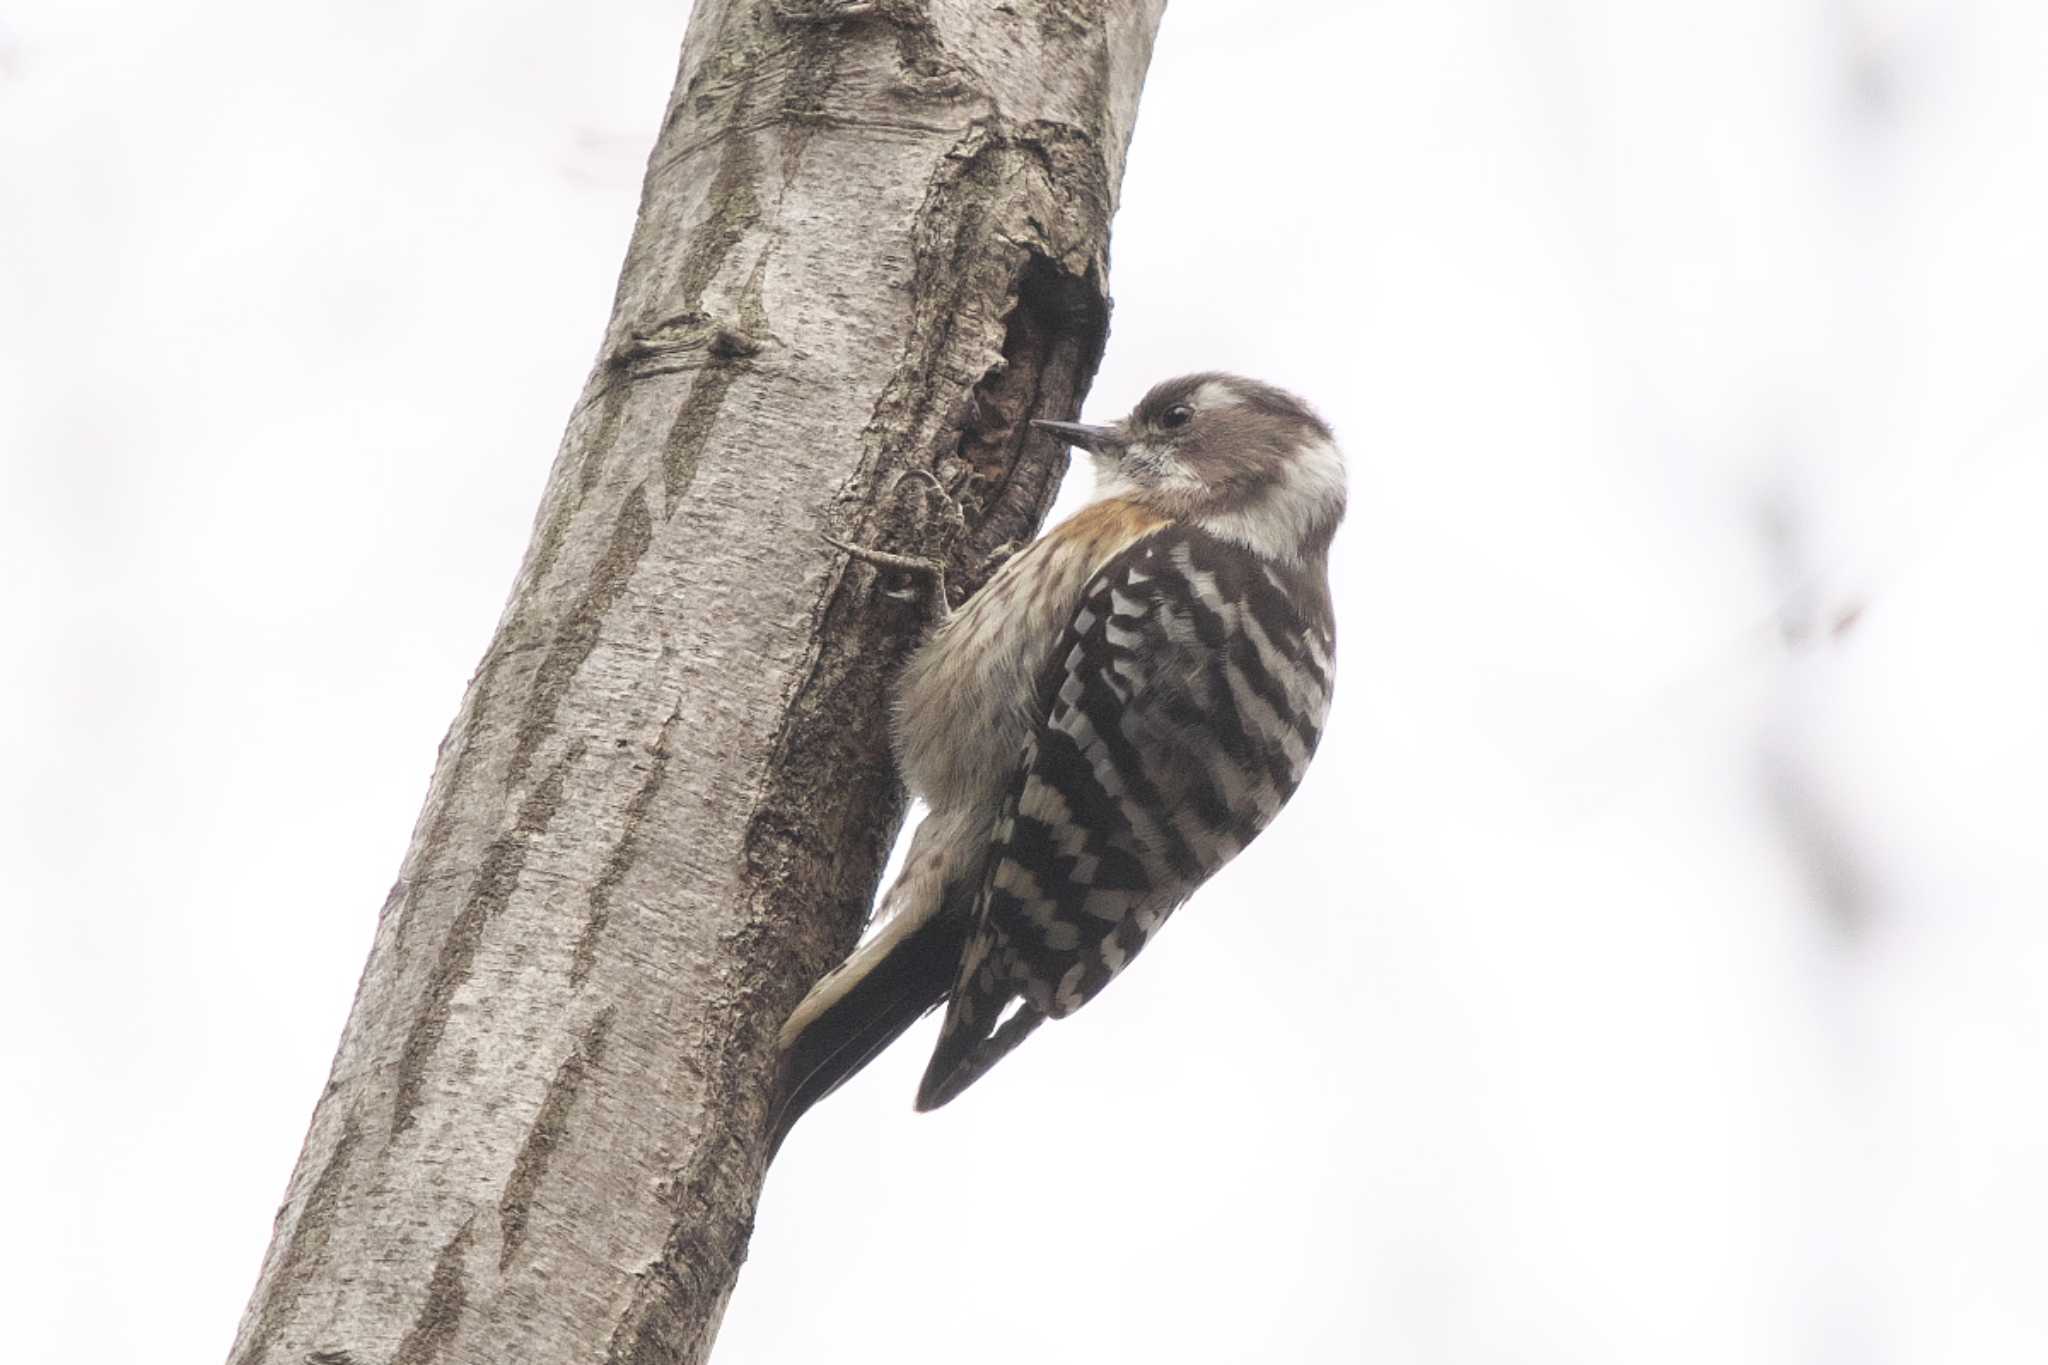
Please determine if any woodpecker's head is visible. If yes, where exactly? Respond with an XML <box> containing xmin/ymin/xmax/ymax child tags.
<box><xmin>1033</xmin><ymin>372</ymin><xmax>1346</xmax><ymax>565</ymax></box>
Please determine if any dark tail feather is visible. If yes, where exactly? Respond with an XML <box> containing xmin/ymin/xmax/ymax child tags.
<box><xmin>914</xmin><ymin>991</ymin><xmax>1046</xmax><ymax>1112</ymax></box>
<box><xmin>770</xmin><ymin>909</ymin><xmax>968</xmax><ymax>1152</ymax></box>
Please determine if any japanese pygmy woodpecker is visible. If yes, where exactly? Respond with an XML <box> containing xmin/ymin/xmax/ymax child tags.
<box><xmin>777</xmin><ymin>372</ymin><xmax>1343</xmax><ymax>1129</ymax></box>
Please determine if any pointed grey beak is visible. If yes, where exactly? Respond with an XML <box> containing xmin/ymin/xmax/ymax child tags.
<box><xmin>1030</xmin><ymin>419</ymin><xmax>1122</xmax><ymax>456</ymax></box>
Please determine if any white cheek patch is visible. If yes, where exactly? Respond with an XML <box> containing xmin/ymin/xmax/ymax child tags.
<box><xmin>1290</xmin><ymin>437</ymin><xmax>1348</xmax><ymax>518</ymax></box>
<box><xmin>1196</xmin><ymin>437</ymin><xmax>1347</xmax><ymax>565</ymax></box>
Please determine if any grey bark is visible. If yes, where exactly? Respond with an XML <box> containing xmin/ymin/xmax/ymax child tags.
<box><xmin>226</xmin><ymin>3</ymin><xmax>1165</xmax><ymax>1362</ymax></box>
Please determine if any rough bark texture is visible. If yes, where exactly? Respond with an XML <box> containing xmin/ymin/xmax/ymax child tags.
<box><xmin>226</xmin><ymin>3</ymin><xmax>1165</xmax><ymax>1362</ymax></box>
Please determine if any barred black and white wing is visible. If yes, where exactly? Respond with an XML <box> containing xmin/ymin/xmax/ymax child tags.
<box><xmin>914</xmin><ymin>528</ymin><xmax>1335</xmax><ymax>1110</ymax></box>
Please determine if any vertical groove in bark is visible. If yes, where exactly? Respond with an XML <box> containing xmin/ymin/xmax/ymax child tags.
<box><xmin>571</xmin><ymin>706</ymin><xmax>680</xmax><ymax>988</ymax></box>
<box><xmin>391</xmin><ymin>740</ymin><xmax>585</xmax><ymax>1141</ymax></box>
<box><xmin>508</xmin><ymin>490</ymin><xmax>655</xmax><ymax>787</ymax></box>
<box><xmin>228</xmin><ymin>3</ymin><xmax>1165</xmax><ymax>1363</ymax></box>
<box><xmin>233</xmin><ymin>1115</ymin><xmax>360</xmax><ymax>1365</ymax></box>
<box><xmin>392</xmin><ymin>1220</ymin><xmax>475</xmax><ymax>1365</ymax></box>
<box><xmin>497</xmin><ymin>1007</ymin><xmax>614</xmax><ymax>1269</ymax></box>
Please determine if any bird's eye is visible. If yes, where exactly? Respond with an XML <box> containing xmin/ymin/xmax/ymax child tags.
<box><xmin>1160</xmin><ymin>404</ymin><xmax>1194</xmax><ymax>430</ymax></box>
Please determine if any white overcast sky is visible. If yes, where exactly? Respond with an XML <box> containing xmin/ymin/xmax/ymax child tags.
<box><xmin>5</xmin><ymin>2</ymin><xmax>2048</xmax><ymax>1362</ymax></box>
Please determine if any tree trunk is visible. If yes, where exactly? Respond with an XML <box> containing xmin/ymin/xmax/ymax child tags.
<box><xmin>226</xmin><ymin>3</ymin><xmax>1164</xmax><ymax>1362</ymax></box>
